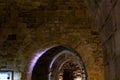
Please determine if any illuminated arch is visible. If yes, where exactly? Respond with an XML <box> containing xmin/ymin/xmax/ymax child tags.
<box><xmin>27</xmin><ymin>45</ymin><xmax>87</xmax><ymax>80</ymax></box>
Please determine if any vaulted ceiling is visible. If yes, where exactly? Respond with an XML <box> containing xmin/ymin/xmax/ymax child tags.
<box><xmin>0</xmin><ymin>0</ymin><xmax>95</xmax><ymax>55</ymax></box>
<box><xmin>0</xmin><ymin>0</ymin><xmax>103</xmax><ymax>80</ymax></box>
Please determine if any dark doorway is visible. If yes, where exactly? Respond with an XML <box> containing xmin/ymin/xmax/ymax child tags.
<box><xmin>63</xmin><ymin>69</ymin><xmax>74</xmax><ymax>80</ymax></box>
<box><xmin>28</xmin><ymin>45</ymin><xmax>87</xmax><ymax>80</ymax></box>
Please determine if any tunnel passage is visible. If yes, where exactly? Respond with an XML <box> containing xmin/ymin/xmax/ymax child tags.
<box><xmin>28</xmin><ymin>45</ymin><xmax>87</xmax><ymax>80</ymax></box>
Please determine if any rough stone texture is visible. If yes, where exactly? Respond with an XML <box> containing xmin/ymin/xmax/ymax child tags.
<box><xmin>92</xmin><ymin>0</ymin><xmax>120</xmax><ymax>80</ymax></box>
<box><xmin>1</xmin><ymin>0</ymin><xmax>120</xmax><ymax>80</ymax></box>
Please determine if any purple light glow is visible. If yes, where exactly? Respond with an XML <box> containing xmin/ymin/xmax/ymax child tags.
<box><xmin>29</xmin><ymin>49</ymin><xmax>49</xmax><ymax>73</ymax></box>
<box><xmin>27</xmin><ymin>48</ymin><xmax>50</xmax><ymax>80</ymax></box>
<box><xmin>27</xmin><ymin>45</ymin><xmax>59</xmax><ymax>80</ymax></box>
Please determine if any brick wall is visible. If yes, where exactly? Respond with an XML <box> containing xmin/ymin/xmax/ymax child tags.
<box><xmin>0</xmin><ymin>0</ymin><xmax>106</xmax><ymax>80</ymax></box>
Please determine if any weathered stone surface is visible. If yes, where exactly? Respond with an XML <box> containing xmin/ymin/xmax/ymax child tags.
<box><xmin>3</xmin><ymin>0</ymin><xmax>120</xmax><ymax>80</ymax></box>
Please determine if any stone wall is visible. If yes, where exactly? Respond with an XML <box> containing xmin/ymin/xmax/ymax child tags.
<box><xmin>86</xmin><ymin>0</ymin><xmax>120</xmax><ymax>80</ymax></box>
<box><xmin>0</xmin><ymin>0</ymin><xmax>105</xmax><ymax>80</ymax></box>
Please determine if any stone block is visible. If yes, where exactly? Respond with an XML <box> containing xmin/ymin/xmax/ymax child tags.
<box><xmin>100</xmin><ymin>0</ymin><xmax>113</xmax><ymax>24</ymax></box>
<box><xmin>114</xmin><ymin>29</ymin><xmax>120</xmax><ymax>56</ymax></box>
<box><xmin>102</xmin><ymin>35</ymin><xmax>116</xmax><ymax>69</ymax></box>
<box><xmin>94</xmin><ymin>7</ymin><xmax>102</xmax><ymax>27</ymax></box>
<box><xmin>103</xmin><ymin>37</ymin><xmax>116</xmax><ymax>80</ymax></box>
<box><xmin>104</xmin><ymin>59</ymin><xmax>116</xmax><ymax>80</ymax></box>
<box><xmin>116</xmin><ymin>55</ymin><xmax>120</xmax><ymax>80</ymax></box>
<box><xmin>109</xmin><ymin>59</ymin><xmax>116</xmax><ymax>80</ymax></box>
<box><xmin>115</xmin><ymin>0</ymin><xmax>120</xmax><ymax>29</ymax></box>
<box><xmin>100</xmin><ymin>12</ymin><xmax>116</xmax><ymax>43</ymax></box>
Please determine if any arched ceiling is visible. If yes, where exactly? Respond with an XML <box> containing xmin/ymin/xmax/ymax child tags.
<box><xmin>0</xmin><ymin>0</ymin><xmax>96</xmax><ymax>54</ymax></box>
<box><xmin>0</xmin><ymin>0</ymin><xmax>103</xmax><ymax>80</ymax></box>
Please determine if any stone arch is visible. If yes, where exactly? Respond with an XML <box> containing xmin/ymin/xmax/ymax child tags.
<box><xmin>27</xmin><ymin>45</ymin><xmax>87</xmax><ymax>80</ymax></box>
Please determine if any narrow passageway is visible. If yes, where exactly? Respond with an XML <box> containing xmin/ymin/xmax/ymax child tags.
<box><xmin>30</xmin><ymin>46</ymin><xmax>87</xmax><ymax>80</ymax></box>
<box><xmin>1</xmin><ymin>0</ymin><xmax>119</xmax><ymax>80</ymax></box>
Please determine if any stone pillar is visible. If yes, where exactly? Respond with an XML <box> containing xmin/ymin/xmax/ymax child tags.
<box><xmin>95</xmin><ymin>0</ymin><xmax>119</xmax><ymax>80</ymax></box>
<box><xmin>114</xmin><ymin>0</ymin><xmax>120</xmax><ymax>77</ymax></box>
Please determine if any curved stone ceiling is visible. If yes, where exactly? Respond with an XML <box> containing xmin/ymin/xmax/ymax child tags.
<box><xmin>0</xmin><ymin>0</ymin><xmax>103</xmax><ymax>80</ymax></box>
